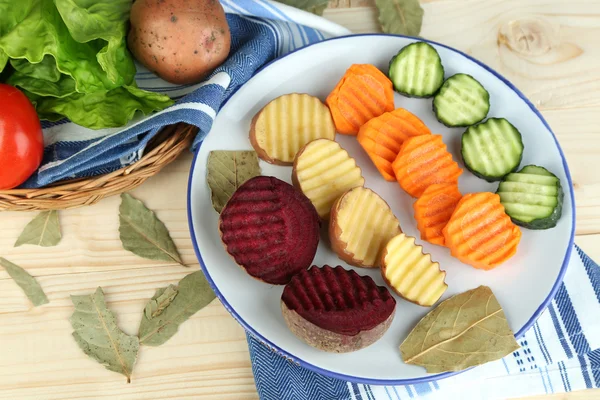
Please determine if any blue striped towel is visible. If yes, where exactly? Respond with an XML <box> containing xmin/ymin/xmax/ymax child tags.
<box><xmin>23</xmin><ymin>0</ymin><xmax>350</xmax><ymax>188</ymax></box>
<box><xmin>248</xmin><ymin>245</ymin><xmax>600</xmax><ymax>400</ymax></box>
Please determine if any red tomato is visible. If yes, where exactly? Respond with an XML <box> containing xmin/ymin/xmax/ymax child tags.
<box><xmin>0</xmin><ymin>84</ymin><xmax>44</xmax><ymax>189</ymax></box>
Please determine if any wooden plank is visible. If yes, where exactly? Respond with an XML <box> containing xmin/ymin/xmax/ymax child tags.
<box><xmin>0</xmin><ymin>266</ymin><xmax>256</xmax><ymax>400</ymax></box>
<box><xmin>327</xmin><ymin>0</ymin><xmax>374</xmax><ymax>8</ymax></box>
<box><xmin>0</xmin><ymin>156</ymin><xmax>254</xmax><ymax>399</ymax></box>
<box><xmin>323</xmin><ymin>6</ymin><xmax>381</xmax><ymax>32</ymax></box>
<box><xmin>0</xmin><ymin>154</ymin><xmax>197</xmax><ymax>279</ymax></box>
<box><xmin>544</xmin><ymin>106</ymin><xmax>600</xmax><ymax>235</ymax></box>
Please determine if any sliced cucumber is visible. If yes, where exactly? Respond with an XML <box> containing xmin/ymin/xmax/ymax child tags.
<box><xmin>388</xmin><ymin>42</ymin><xmax>444</xmax><ymax>98</ymax></box>
<box><xmin>461</xmin><ymin>117</ymin><xmax>524</xmax><ymax>182</ymax></box>
<box><xmin>433</xmin><ymin>73</ymin><xmax>490</xmax><ymax>127</ymax></box>
<box><xmin>497</xmin><ymin>165</ymin><xmax>563</xmax><ymax>229</ymax></box>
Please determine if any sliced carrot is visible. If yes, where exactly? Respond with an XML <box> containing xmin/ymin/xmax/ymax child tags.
<box><xmin>326</xmin><ymin>64</ymin><xmax>395</xmax><ymax>136</ymax></box>
<box><xmin>413</xmin><ymin>183</ymin><xmax>462</xmax><ymax>246</ymax></box>
<box><xmin>442</xmin><ymin>192</ymin><xmax>522</xmax><ymax>270</ymax></box>
<box><xmin>392</xmin><ymin>134</ymin><xmax>463</xmax><ymax>198</ymax></box>
<box><xmin>358</xmin><ymin>108</ymin><xmax>431</xmax><ymax>181</ymax></box>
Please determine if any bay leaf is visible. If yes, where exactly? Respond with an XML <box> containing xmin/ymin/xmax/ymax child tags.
<box><xmin>206</xmin><ymin>150</ymin><xmax>261</xmax><ymax>213</ymax></box>
<box><xmin>138</xmin><ymin>270</ymin><xmax>216</xmax><ymax>346</ymax></box>
<box><xmin>70</xmin><ymin>287</ymin><xmax>139</xmax><ymax>383</ymax></box>
<box><xmin>399</xmin><ymin>286</ymin><xmax>520</xmax><ymax>373</ymax></box>
<box><xmin>15</xmin><ymin>210</ymin><xmax>62</xmax><ymax>247</ymax></box>
<box><xmin>275</xmin><ymin>0</ymin><xmax>329</xmax><ymax>15</ymax></box>
<box><xmin>119</xmin><ymin>193</ymin><xmax>185</xmax><ymax>266</ymax></box>
<box><xmin>144</xmin><ymin>284</ymin><xmax>178</xmax><ymax>320</ymax></box>
<box><xmin>0</xmin><ymin>257</ymin><xmax>49</xmax><ymax>307</ymax></box>
<box><xmin>375</xmin><ymin>0</ymin><xmax>424</xmax><ymax>36</ymax></box>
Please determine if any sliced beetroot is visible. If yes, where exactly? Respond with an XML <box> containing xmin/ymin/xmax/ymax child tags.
<box><xmin>281</xmin><ymin>265</ymin><xmax>396</xmax><ymax>337</ymax></box>
<box><xmin>219</xmin><ymin>176</ymin><xmax>320</xmax><ymax>285</ymax></box>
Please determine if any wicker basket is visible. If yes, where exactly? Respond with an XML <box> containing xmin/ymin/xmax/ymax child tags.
<box><xmin>0</xmin><ymin>123</ymin><xmax>198</xmax><ymax>212</ymax></box>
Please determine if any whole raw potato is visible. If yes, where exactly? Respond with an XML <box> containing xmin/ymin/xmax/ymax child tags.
<box><xmin>128</xmin><ymin>0</ymin><xmax>231</xmax><ymax>84</ymax></box>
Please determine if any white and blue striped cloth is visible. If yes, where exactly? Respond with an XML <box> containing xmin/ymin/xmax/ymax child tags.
<box><xmin>24</xmin><ymin>0</ymin><xmax>350</xmax><ymax>188</ymax></box>
<box><xmin>248</xmin><ymin>245</ymin><xmax>600</xmax><ymax>400</ymax></box>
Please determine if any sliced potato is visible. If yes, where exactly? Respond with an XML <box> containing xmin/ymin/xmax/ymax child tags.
<box><xmin>381</xmin><ymin>233</ymin><xmax>447</xmax><ymax>306</ymax></box>
<box><xmin>292</xmin><ymin>139</ymin><xmax>365</xmax><ymax>219</ymax></box>
<box><xmin>329</xmin><ymin>187</ymin><xmax>401</xmax><ymax>268</ymax></box>
<box><xmin>250</xmin><ymin>93</ymin><xmax>336</xmax><ymax>165</ymax></box>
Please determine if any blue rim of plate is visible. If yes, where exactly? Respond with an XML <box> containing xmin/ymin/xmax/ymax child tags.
<box><xmin>187</xmin><ymin>33</ymin><xmax>576</xmax><ymax>385</ymax></box>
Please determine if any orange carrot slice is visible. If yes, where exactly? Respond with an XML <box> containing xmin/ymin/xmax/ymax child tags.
<box><xmin>326</xmin><ymin>64</ymin><xmax>395</xmax><ymax>136</ymax></box>
<box><xmin>357</xmin><ymin>108</ymin><xmax>431</xmax><ymax>181</ymax></box>
<box><xmin>413</xmin><ymin>183</ymin><xmax>462</xmax><ymax>246</ymax></box>
<box><xmin>392</xmin><ymin>134</ymin><xmax>463</xmax><ymax>198</ymax></box>
<box><xmin>442</xmin><ymin>192</ymin><xmax>522</xmax><ymax>270</ymax></box>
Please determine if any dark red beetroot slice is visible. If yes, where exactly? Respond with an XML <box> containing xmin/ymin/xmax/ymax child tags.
<box><xmin>281</xmin><ymin>265</ymin><xmax>396</xmax><ymax>352</ymax></box>
<box><xmin>219</xmin><ymin>176</ymin><xmax>320</xmax><ymax>285</ymax></box>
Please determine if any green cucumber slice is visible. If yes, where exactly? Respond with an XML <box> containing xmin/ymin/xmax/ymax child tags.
<box><xmin>388</xmin><ymin>42</ymin><xmax>444</xmax><ymax>98</ymax></box>
<box><xmin>433</xmin><ymin>73</ymin><xmax>490</xmax><ymax>127</ymax></box>
<box><xmin>497</xmin><ymin>165</ymin><xmax>563</xmax><ymax>229</ymax></box>
<box><xmin>461</xmin><ymin>117</ymin><xmax>524</xmax><ymax>182</ymax></box>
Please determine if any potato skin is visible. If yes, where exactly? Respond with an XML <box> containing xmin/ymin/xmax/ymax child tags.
<box><xmin>329</xmin><ymin>194</ymin><xmax>368</xmax><ymax>267</ymax></box>
<box><xmin>329</xmin><ymin>193</ymin><xmax>377</xmax><ymax>268</ymax></box>
<box><xmin>249</xmin><ymin>107</ymin><xmax>291</xmax><ymax>166</ymax></box>
<box><xmin>291</xmin><ymin>141</ymin><xmax>311</xmax><ymax>197</ymax></box>
<box><xmin>128</xmin><ymin>0</ymin><xmax>231</xmax><ymax>84</ymax></box>
<box><xmin>281</xmin><ymin>300</ymin><xmax>394</xmax><ymax>353</ymax></box>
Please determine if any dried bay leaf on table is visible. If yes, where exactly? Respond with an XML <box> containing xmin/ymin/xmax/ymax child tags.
<box><xmin>400</xmin><ymin>286</ymin><xmax>520</xmax><ymax>373</ymax></box>
<box><xmin>375</xmin><ymin>0</ymin><xmax>424</xmax><ymax>36</ymax></box>
<box><xmin>119</xmin><ymin>193</ymin><xmax>185</xmax><ymax>266</ymax></box>
<box><xmin>207</xmin><ymin>150</ymin><xmax>261</xmax><ymax>213</ymax></box>
<box><xmin>14</xmin><ymin>210</ymin><xmax>62</xmax><ymax>247</ymax></box>
<box><xmin>70</xmin><ymin>287</ymin><xmax>139</xmax><ymax>383</ymax></box>
<box><xmin>0</xmin><ymin>257</ymin><xmax>49</xmax><ymax>306</ymax></box>
<box><xmin>144</xmin><ymin>284</ymin><xmax>178</xmax><ymax>319</ymax></box>
<box><xmin>139</xmin><ymin>270</ymin><xmax>216</xmax><ymax>346</ymax></box>
<box><xmin>275</xmin><ymin>0</ymin><xmax>330</xmax><ymax>16</ymax></box>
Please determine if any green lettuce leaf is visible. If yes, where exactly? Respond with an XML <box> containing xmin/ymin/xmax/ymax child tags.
<box><xmin>8</xmin><ymin>71</ymin><xmax>77</xmax><ymax>98</ymax></box>
<box><xmin>8</xmin><ymin>55</ymin><xmax>78</xmax><ymax>98</ymax></box>
<box><xmin>0</xmin><ymin>0</ymin><xmax>31</xmax><ymax>37</ymax></box>
<box><xmin>0</xmin><ymin>0</ymin><xmax>28</xmax><ymax>72</ymax></box>
<box><xmin>0</xmin><ymin>0</ymin><xmax>122</xmax><ymax>92</ymax></box>
<box><xmin>10</xmin><ymin>56</ymin><xmax>62</xmax><ymax>82</ymax></box>
<box><xmin>54</xmin><ymin>0</ymin><xmax>135</xmax><ymax>86</ymax></box>
<box><xmin>31</xmin><ymin>84</ymin><xmax>174</xmax><ymax>129</ymax></box>
<box><xmin>0</xmin><ymin>50</ymin><xmax>7</xmax><ymax>71</ymax></box>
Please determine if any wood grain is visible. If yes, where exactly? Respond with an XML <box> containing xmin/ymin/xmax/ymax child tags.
<box><xmin>1</xmin><ymin>1</ymin><xmax>599</xmax><ymax>399</ymax></box>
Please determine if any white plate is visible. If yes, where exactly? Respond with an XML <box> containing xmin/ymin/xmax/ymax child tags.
<box><xmin>187</xmin><ymin>34</ymin><xmax>575</xmax><ymax>384</ymax></box>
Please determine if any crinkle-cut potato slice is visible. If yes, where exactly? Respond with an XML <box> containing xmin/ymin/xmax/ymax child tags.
<box><xmin>249</xmin><ymin>93</ymin><xmax>336</xmax><ymax>165</ymax></box>
<box><xmin>292</xmin><ymin>139</ymin><xmax>365</xmax><ymax>220</ymax></box>
<box><xmin>380</xmin><ymin>233</ymin><xmax>448</xmax><ymax>307</ymax></box>
<box><xmin>330</xmin><ymin>187</ymin><xmax>402</xmax><ymax>268</ymax></box>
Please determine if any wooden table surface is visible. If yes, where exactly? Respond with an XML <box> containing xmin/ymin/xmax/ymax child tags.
<box><xmin>1</xmin><ymin>1</ymin><xmax>599</xmax><ymax>399</ymax></box>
